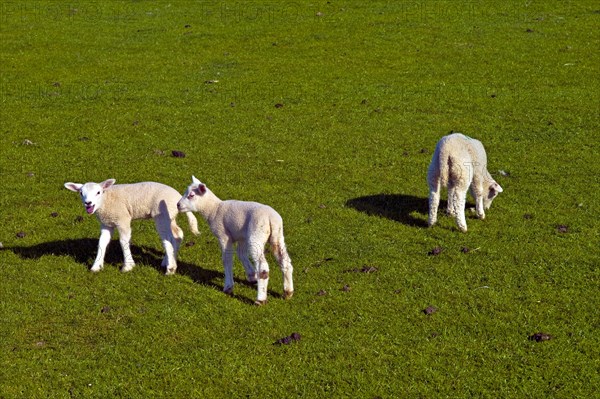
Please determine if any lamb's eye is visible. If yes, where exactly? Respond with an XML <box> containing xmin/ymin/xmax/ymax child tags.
<box><xmin>97</xmin><ymin>191</ymin><xmax>100</xmax><ymax>195</ymax></box>
<box><xmin>188</xmin><ymin>192</ymin><xmax>195</xmax><ymax>199</ymax></box>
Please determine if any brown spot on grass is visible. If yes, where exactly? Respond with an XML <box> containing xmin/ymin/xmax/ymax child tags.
<box><xmin>345</xmin><ymin>265</ymin><xmax>378</xmax><ymax>273</ymax></box>
<box><xmin>423</xmin><ymin>306</ymin><xmax>437</xmax><ymax>315</ymax></box>
<box><xmin>428</xmin><ymin>247</ymin><xmax>443</xmax><ymax>256</ymax></box>
<box><xmin>556</xmin><ymin>225</ymin><xmax>568</xmax><ymax>233</ymax></box>
<box><xmin>171</xmin><ymin>150</ymin><xmax>186</xmax><ymax>158</ymax></box>
<box><xmin>529</xmin><ymin>332</ymin><xmax>552</xmax><ymax>342</ymax></box>
<box><xmin>274</xmin><ymin>332</ymin><xmax>301</xmax><ymax>345</ymax></box>
<box><xmin>16</xmin><ymin>231</ymin><xmax>26</xmax><ymax>239</ymax></box>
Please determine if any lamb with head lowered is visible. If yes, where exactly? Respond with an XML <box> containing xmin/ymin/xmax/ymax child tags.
<box><xmin>64</xmin><ymin>179</ymin><xmax>199</xmax><ymax>273</ymax></box>
<box><xmin>177</xmin><ymin>176</ymin><xmax>293</xmax><ymax>305</ymax></box>
<box><xmin>427</xmin><ymin>133</ymin><xmax>503</xmax><ymax>232</ymax></box>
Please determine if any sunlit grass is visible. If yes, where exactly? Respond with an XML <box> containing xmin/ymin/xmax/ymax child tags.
<box><xmin>1</xmin><ymin>1</ymin><xmax>598</xmax><ymax>398</ymax></box>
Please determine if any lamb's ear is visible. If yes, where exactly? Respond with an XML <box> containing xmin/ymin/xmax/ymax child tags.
<box><xmin>192</xmin><ymin>175</ymin><xmax>201</xmax><ymax>185</ymax></box>
<box><xmin>100</xmin><ymin>179</ymin><xmax>116</xmax><ymax>190</ymax></box>
<box><xmin>64</xmin><ymin>182</ymin><xmax>83</xmax><ymax>192</ymax></box>
<box><xmin>491</xmin><ymin>182</ymin><xmax>503</xmax><ymax>193</ymax></box>
<box><xmin>194</xmin><ymin>184</ymin><xmax>207</xmax><ymax>195</ymax></box>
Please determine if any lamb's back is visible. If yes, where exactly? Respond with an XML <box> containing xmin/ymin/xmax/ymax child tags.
<box><xmin>107</xmin><ymin>182</ymin><xmax>181</xmax><ymax>220</ymax></box>
<box><xmin>217</xmin><ymin>200</ymin><xmax>281</xmax><ymax>239</ymax></box>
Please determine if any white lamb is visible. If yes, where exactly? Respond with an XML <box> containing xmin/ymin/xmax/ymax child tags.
<box><xmin>427</xmin><ymin>133</ymin><xmax>503</xmax><ymax>232</ymax></box>
<box><xmin>177</xmin><ymin>176</ymin><xmax>293</xmax><ymax>305</ymax></box>
<box><xmin>64</xmin><ymin>179</ymin><xmax>199</xmax><ymax>273</ymax></box>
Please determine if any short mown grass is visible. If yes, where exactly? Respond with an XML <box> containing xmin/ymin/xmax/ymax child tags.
<box><xmin>1</xmin><ymin>1</ymin><xmax>598</xmax><ymax>398</ymax></box>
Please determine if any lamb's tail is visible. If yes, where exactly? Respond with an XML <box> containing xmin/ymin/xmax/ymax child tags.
<box><xmin>185</xmin><ymin>212</ymin><xmax>200</xmax><ymax>235</ymax></box>
<box><xmin>438</xmin><ymin>143</ymin><xmax>455</xmax><ymax>187</ymax></box>
<box><xmin>268</xmin><ymin>215</ymin><xmax>288</xmax><ymax>261</ymax></box>
<box><xmin>268</xmin><ymin>214</ymin><xmax>294</xmax><ymax>299</ymax></box>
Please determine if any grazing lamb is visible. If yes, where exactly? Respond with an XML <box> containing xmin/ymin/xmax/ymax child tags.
<box><xmin>177</xmin><ymin>176</ymin><xmax>293</xmax><ymax>305</ymax></box>
<box><xmin>64</xmin><ymin>179</ymin><xmax>199</xmax><ymax>274</ymax></box>
<box><xmin>427</xmin><ymin>133</ymin><xmax>503</xmax><ymax>232</ymax></box>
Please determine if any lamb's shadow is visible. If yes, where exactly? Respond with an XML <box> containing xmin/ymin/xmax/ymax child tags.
<box><xmin>7</xmin><ymin>238</ymin><xmax>277</xmax><ymax>305</ymax></box>
<box><xmin>346</xmin><ymin>193</ymin><xmax>437</xmax><ymax>227</ymax></box>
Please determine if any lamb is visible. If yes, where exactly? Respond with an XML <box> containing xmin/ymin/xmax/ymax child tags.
<box><xmin>64</xmin><ymin>179</ymin><xmax>199</xmax><ymax>274</ymax></box>
<box><xmin>177</xmin><ymin>176</ymin><xmax>293</xmax><ymax>305</ymax></box>
<box><xmin>427</xmin><ymin>133</ymin><xmax>503</xmax><ymax>232</ymax></box>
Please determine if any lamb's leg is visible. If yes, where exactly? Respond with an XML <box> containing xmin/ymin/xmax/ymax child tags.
<box><xmin>91</xmin><ymin>225</ymin><xmax>113</xmax><ymax>272</ymax></box>
<box><xmin>249</xmin><ymin>239</ymin><xmax>270</xmax><ymax>306</ymax></box>
<box><xmin>428</xmin><ymin>178</ymin><xmax>441</xmax><ymax>226</ymax></box>
<box><xmin>221</xmin><ymin>240</ymin><xmax>235</xmax><ymax>296</ymax></box>
<box><xmin>155</xmin><ymin>216</ymin><xmax>177</xmax><ymax>275</ymax></box>
<box><xmin>455</xmin><ymin>190</ymin><xmax>468</xmax><ymax>233</ymax></box>
<box><xmin>271</xmin><ymin>238</ymin><xmax>293</xmax><ymax>300</ymax></box>
<box><xmin>446</xmin><ymin>183</ymin><xmax>457</xmax><ymax>217</ymax></box>
<box><xmin>117</xmin><ymin>222</ymin><xmax>136</xmax><ymax>272</ymax></box>
<box><xmin>167</xmin><ymin>220</ymin><xmax>184</xmax><ymax>273</ymax></box>
<box><xmin>171</xmin><ymin>221</ymin><xmax>183</xmax><ymax>254</ymax></box>
<box><xmin>475</xmin><ymin>192</ymin><xmax>486</xmax><ymax>220</ymax></box>
<box><xmin>236</xmin><ymin>242</ymin><xmax>257</xmax><ymax>284</ymax></box>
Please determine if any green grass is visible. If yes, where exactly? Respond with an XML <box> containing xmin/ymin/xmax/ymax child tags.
<box><xmin>1</xmin><ymin>1</ymin><xmax>599</xmax><ymax>397</ymax></box>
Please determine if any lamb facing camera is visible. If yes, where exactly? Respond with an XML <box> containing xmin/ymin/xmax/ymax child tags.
<box><xmin>64</xmin><ymin>179</ymin><xmax>199</xmax><ymax>273</ymax></box>
<box><xmin>177</xmin><ymin>176</ymin><xmax>293</xmax><ymax>305</ymax></box>
<box><xmin>427</xmin><ymin>133</ymin><xmax>503</xmax><ymax>232</ymax></box>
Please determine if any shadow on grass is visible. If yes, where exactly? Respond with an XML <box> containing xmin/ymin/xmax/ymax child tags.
<box><xmin>7</xmin><ymin>238</ymin><xmax>277</xmax><ymax>305</ymax></box>
<box><xmin>345</xmin><ymin>193</ymin><xmax>437</xmax><ymax>227</ymax></box>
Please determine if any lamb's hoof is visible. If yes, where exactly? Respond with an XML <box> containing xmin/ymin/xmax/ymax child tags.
<box><xmin>458</xmin><ymin>227</ymin><xmax>468</xmax><ymax>233</ymax></box>
<box><xmin>283</xmin><ymin>290</ymin><xmax>294</xmax><ymax>300</ymax></box>
<box><xmin>165</xmin><ymin>267</ymin><xmax>176</xmax><ymax>276</ymax></box>
<box><xmin>254</xmin><ymin>299</ymin><xmax>267</xmax><ymax>306</ymax></box>
<box><xmin>223</xmin><ymin>287</ymin><xmax>234</xmax><ymax>296</ymax></box>
<box><xmin>90</xmin><ymin>265</ymin><xmax>103</xmax><ymax>273</ymax></box>
<box><xmin>121</xmin><ymin>263</ymin><xmax>135</xmax><ymax>273</ymax></box>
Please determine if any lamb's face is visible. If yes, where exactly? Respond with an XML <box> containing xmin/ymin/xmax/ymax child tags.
<box><xmin>79</xmin><ymin>183</ymin><xmax>105</xmax><ymax>215</ymax></box>
<box><xmin>484</xmin><ymin>181</ymin><xmax>503</xmax><ymax>210</ymax></box>
<box><xmin>64</xmin><ymin>179</ymin><xmax>116</xmax><ymax>215</ymax></box>
<box><xmin>177</xmin><ymin>183</ymin><xmax>204</xmax><ymax>213</ymax></box>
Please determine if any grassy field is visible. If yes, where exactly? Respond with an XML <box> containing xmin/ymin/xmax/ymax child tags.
<box><xmin>1</xmin><ymin>1</ymin><xmax>599</xmax><ymax>397</ymax></box>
